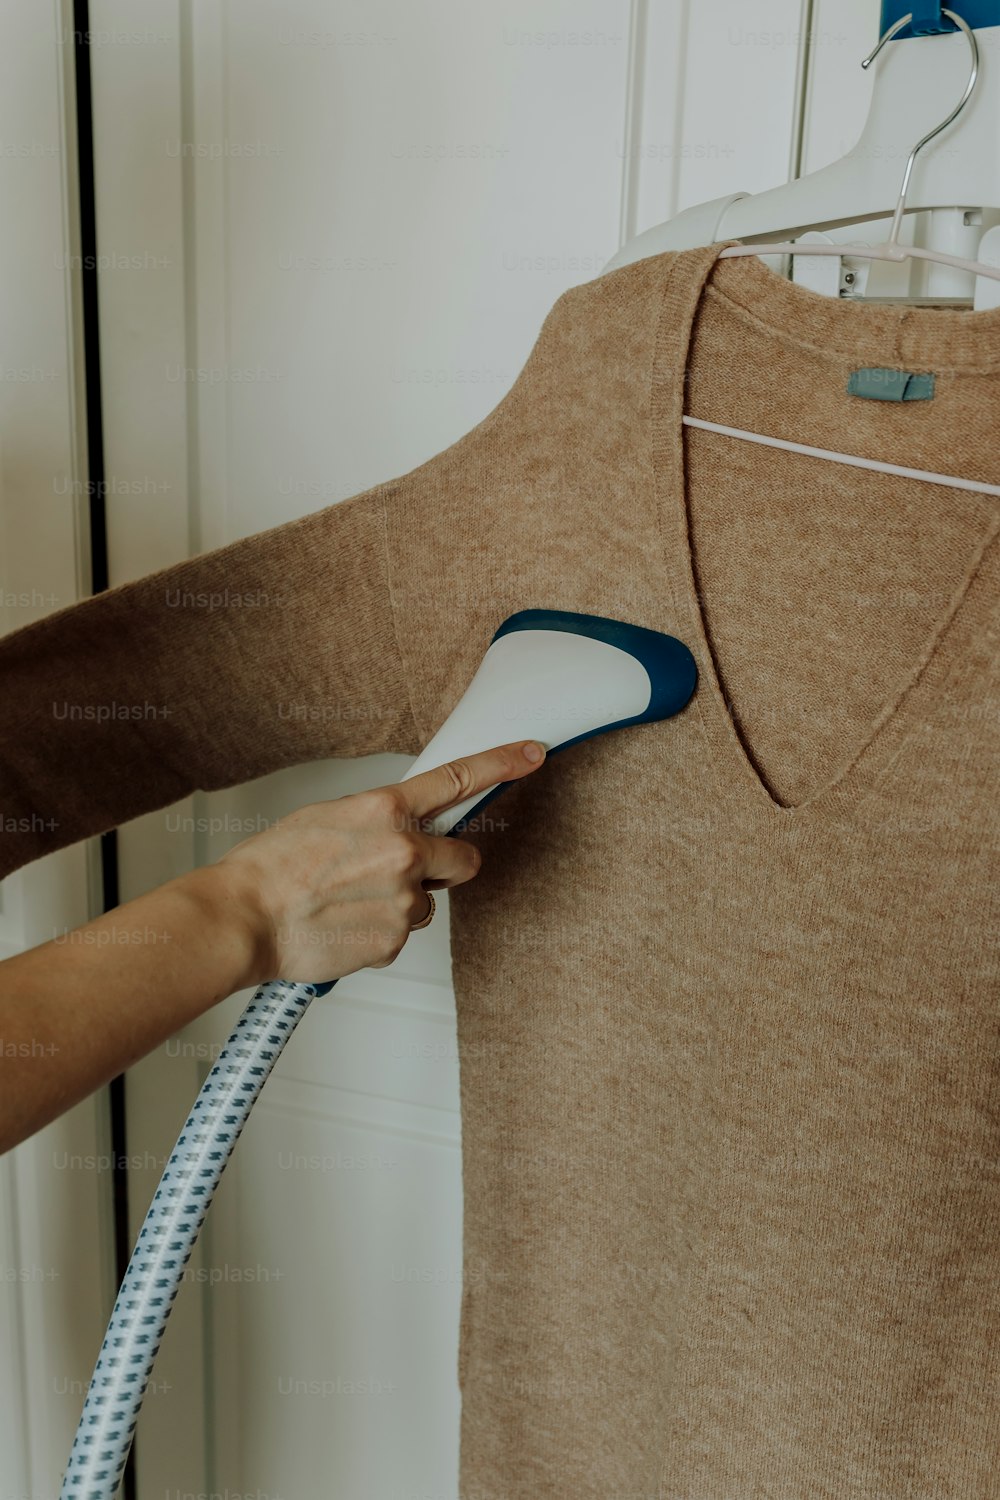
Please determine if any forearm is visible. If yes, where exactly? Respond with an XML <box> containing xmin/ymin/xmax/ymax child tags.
<box><xmin>0</xmin><ymin>865</ymin><xmax>269</xmax><ymax>1155</ymax></box>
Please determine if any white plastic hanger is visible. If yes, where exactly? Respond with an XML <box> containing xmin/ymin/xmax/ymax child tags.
<box><xmin>714</xmin><ymin>10</ymin><xmax>1000</xmax><ymax>291</ymax></box>
<box><xmin>603</xmin><ymin>9</ymin><xmax>1000</xmax><ymax>499</ymax></box>
<box><xmin>605</xmin><ymin>10</ymin><xmax>1000</xmax><ymax>303</ymax></box>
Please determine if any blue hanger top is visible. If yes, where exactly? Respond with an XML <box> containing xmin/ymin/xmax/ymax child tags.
<box><xmin>880</xmin><ymin>0</ymin><xmax>1000</xmax><ymax>38</ymax></box>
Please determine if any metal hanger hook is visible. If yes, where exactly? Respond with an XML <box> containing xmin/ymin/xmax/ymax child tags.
<box><xmin>860</xmin><ymin>9</ymin><xmax>980</xmax><ymax>248</ymax></box>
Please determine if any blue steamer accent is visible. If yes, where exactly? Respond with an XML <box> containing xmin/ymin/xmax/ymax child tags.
<box><xmin>448</xmin><ymin>608</ymin><xmax>698</xmax><ymax>836</ymax></box>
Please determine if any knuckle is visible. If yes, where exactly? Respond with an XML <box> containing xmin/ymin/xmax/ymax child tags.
<box><xmin>367</xmin><ymin>785</ymin><xmax>408</xmax><ymax>829</ymax></box>
<box><xmin>442</xmin><ymin>758</ymin><xmax>475</xmax><ymax>802</ymax></box>
<box><xmin>389</xmin><ymin>833</ymin><xmax>423</xmax><ymax>876</ymax></box>
<box><xmin>403</xmin><ymin>886</ymin><xmax>429</xmax><ymax>922</ymax></box>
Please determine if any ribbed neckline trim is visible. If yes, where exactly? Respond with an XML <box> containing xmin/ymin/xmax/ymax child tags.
<box><xmin>702</xmin><ymin>239</ymin><xmax>1000</xmax><ymax>372</ymax></box>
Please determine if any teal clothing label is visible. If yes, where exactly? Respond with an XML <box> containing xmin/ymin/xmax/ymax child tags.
<box><xmin>847</xmin><ymin>368</ymin><xmax>936</xmax><ymax>402</ymax></box>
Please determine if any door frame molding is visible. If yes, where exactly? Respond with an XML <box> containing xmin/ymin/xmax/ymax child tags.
<box><xmin>0</xmin><ymin>3</ymin><xmax>116</xmax><ymax>1496</ymax></box>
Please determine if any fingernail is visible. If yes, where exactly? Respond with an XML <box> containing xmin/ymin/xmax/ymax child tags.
<box><xmin>522</xmin><ymin>741</ymin><xmax>545</xmax><ymax>763</ymax></box>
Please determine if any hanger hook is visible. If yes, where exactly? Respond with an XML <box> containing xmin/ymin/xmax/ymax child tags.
<box><xmin>860</xmin><ymin>9</ymin><xmax>979</xmax><ymax>248</ymax></box>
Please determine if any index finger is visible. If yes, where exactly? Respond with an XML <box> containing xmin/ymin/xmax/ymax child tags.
<box><xmin>397</xmin><ymin>740</ymin><xmax>546</xmax><ymax>822</ymax></box>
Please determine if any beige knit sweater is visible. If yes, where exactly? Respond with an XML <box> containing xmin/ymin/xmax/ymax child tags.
<box><xmin>3</xmin><ymin>240</ymin><xmax>1000</xmax><ymax>1497</ymax></box>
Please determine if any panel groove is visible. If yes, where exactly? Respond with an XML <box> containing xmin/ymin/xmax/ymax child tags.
<box><xmin>257</xmin><ymin>1106</ymin><xmax>461</xmax><ymax>1151</ymax></box>
<box><xmin>327</xmin><ymin>985</ymin><xmax>458</xmax><ymax>1026</ymax></box>
<box><xmin>619</xmin><ymin>0</ymin><xmax>649</xmax><ymax>246</ymax></box>
<box><xmin>257</xmin><ymin>1081</ymin><xmax>462</xmax><ymax>1148</ymax></box>
<box><xmin>790</xmin><ymin>0</ymin><xmax>818</xmax><ymax>182</ymax></box>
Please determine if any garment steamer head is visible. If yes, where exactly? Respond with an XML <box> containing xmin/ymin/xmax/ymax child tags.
<box><xmin>401</xmin><ymin>608</ymin><xmax>698</xmax><ymax>834</ymax></box>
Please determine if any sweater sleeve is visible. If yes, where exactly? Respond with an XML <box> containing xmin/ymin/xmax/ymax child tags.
<box><xmin>0</xmin><ymin>269</ymin><xmax>606</xmax><ymax>881</ymax></box>
<box><xmin>0</xmin><ymin>482</ymin><xmax>420</xmax><ymax>879</ymax></box>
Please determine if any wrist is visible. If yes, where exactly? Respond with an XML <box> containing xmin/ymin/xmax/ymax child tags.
<box><xmin>175</xmin><ymin>862</ymin><xmax>276</xmax><ymax>993</ymax></box>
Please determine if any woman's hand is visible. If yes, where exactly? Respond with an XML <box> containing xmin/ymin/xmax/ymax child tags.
<box><xmin>0</xmin><ymin>739</ymin><xmax>546</xmax><ymax>1154</ymax></box>
<box><xmin>212</xmin><ymin>738</ymin><xmax>546</xmax><ymax>986</ymax></box>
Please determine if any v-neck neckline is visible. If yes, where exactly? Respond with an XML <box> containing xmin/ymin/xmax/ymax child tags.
<box><xmin>649</xmin><ymin>240</ymin><xmax>1000</xmax><ymax>827</ymax></box>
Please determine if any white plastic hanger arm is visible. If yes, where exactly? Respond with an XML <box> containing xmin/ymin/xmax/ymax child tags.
<box><xmin>605</xmin><ymin>12</ymin><xmax>1000</xmax><ymax>276</ymax></box>
<box><xmin>714</xmin><ymin>10</ymin><xmax>1000</xmax><ymax>286</ymax></box>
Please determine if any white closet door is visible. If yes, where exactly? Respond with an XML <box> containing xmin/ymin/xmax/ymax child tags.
<box><xmin>90</xmin><ymin>1</ymin><xmax>804</xmax><ymax>1493</ymax></box>
<box><xmin>801</xmin><ymin>0</ymin><xmax>877</xmax><ymax>173</ymax></box>
<box><xmin>0</xmin><ymin>5</ymin><xmax>114</xmax><ymax>1496</ymax></box>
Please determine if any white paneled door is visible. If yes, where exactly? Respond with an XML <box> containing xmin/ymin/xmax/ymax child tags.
<box><xmin>84</xmin><ymin>1</ymin><xmax>857</xmax><ymax>1495</ymax></box>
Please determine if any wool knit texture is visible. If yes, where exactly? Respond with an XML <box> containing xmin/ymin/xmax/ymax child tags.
<box><xmin>2</xmin><ymin>241</ymin><xmax>1000</xmax><ymax>1498</ymax></box>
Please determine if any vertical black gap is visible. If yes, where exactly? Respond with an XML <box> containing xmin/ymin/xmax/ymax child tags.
<box><xmin>72</xmin><ymin>6</ymin><xmax>136</xmax><ymax>1498</ymax></box>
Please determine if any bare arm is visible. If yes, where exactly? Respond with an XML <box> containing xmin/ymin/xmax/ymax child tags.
<box><xmin>0</xmin><ymin>862</ymin><xmax>266</xmax><ymax>1152</ymax></box>
<box><xmin>0</xmin><ymin>739</ymin><xmax>545</xmax><ymax>1154</ymax></box>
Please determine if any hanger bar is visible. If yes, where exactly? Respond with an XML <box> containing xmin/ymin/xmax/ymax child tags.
<box><xmin>682</xmin><ymin>415</ymin><xmax>1000</xmax><ymax>497</ymax></box>
<box><xmin>717</xmin><ymin>241</ymin><xmax>1000</xmax><ymax>284</ymax></box>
